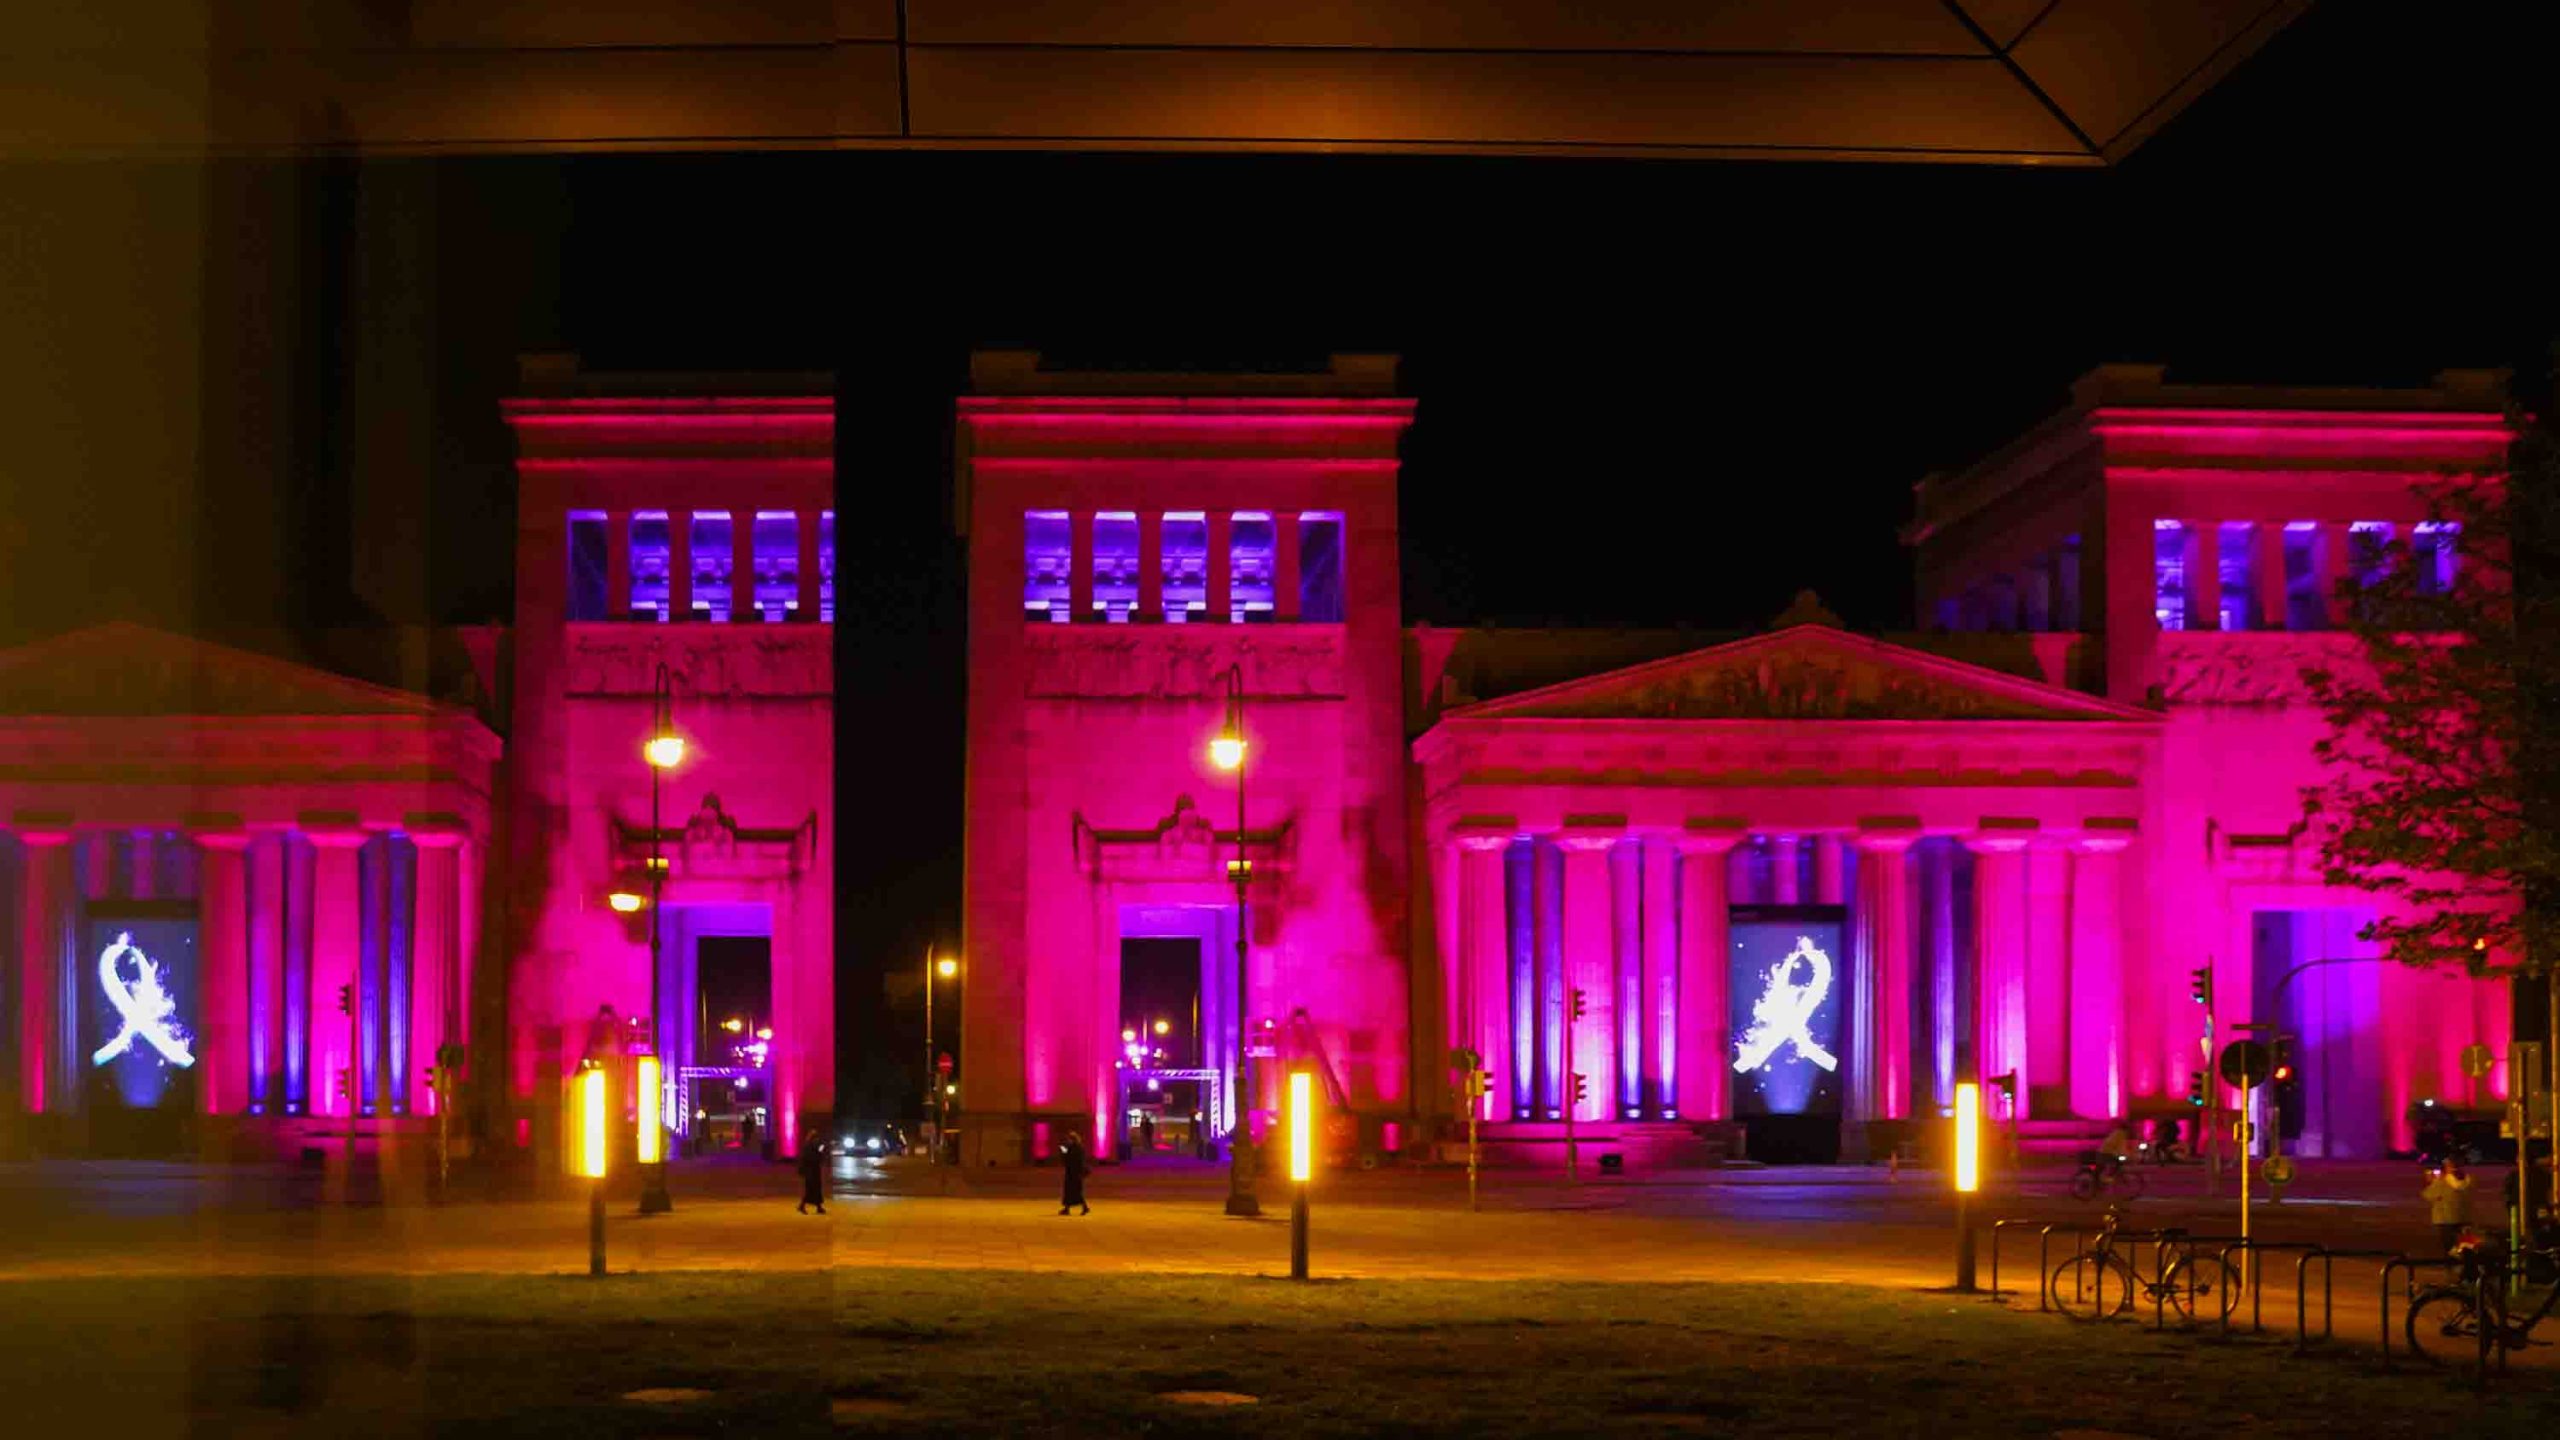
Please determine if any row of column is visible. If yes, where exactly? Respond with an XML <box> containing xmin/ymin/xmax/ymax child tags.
<box><xmin>1062</xmin><ymin>509</ymin><xmax>1318</xmax><ymax>621</ymax></box>
<box><xmin>597</xmin><ymin>508</ymin><xmax>829</xmax><ymax>622</ymax></box>
<box><xmin>2175</xmin><ymin>518</ymin><xmax>2351</xmax><ymax>632</ymax></box>
<box><xmin>14</xmin><ymin>821</ymin><xmax>470</xmax><ymax>1122</ymax></box>
<box><xmin>1442</xmin><ymin>821</ymin><xmax>2133</xmax><ymax>1128</ymax></box>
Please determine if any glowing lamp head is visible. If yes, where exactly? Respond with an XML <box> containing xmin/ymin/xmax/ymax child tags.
<box><xmin>936</xmin><ymin>957</ymin><xmax>959</xmax><ymax>979</ymax></box>
<box><xmin>1152</xmin><ymin>1019</ymin><xmax>1171</xmax><ymax>1037</ymax></box>
<box><xmin>723</xmin><ymin>1017</ymin><xmax>744</xmax><ymax>1034</ymax></box>
<box><xmin>1210</xmin><ymin>731</ymin><xmax>1245</xmax><ymax>770</ymax></box>
<box><xmin>1122</xmin><ymin>1028</ymin><xmax>1138</xmax><ymax>1044</ymax></box>
<box><xmin>644</xmin><ymin>732</ymin><xmax>686</xmax><ymax>769</ymax></box>
<box><xmin>635</xmin><ymin>1055</ymin><xmax>663</xmax><ymax>1165</ymax></box>
<box><xmin>574</xmin><ymin>1063</ymin><xmax>609</xmax><ymax>1180</ymax></box>
<box><xmin>1952</xmin><ymin>1081</ymin><xmax>1981</xmax><ymax>1194</ymax></box>
<box><xmin>944</xmin><ymin>1083</ymin><xmax>957</xmax><ymax>1096</ymax></box>
<box><xmin>1288</xmin><ymin>1070</ymin><xmax>1315</xmax><ymax>1183</ymax></box>
<box><xmin>606</xmin><ymin>888</ymin><xmax>646</xmax><ymax>915</ymax></box>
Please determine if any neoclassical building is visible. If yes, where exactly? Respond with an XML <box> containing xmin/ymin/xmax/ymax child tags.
<box><xmin>959</xmin><ymin>356</ymin><xmax>2517</xmax><ymax>1166</ymax></box>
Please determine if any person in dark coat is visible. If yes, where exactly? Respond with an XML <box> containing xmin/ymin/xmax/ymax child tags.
<box><xmin>1057</xmin><ymin>1132</ymin><xmax>1091</xmax><ymax>1216</ymax></box>
<box><xmin>796</xmin><ymin>1129</ymin><xmax>828</xmax><ymax>1214</ymax></box>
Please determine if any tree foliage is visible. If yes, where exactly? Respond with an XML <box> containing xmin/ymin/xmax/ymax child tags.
<box><xmin>2304</xmin><ymin>417</ymin><xmax>2560</xmax><ymax>977</ymax></box>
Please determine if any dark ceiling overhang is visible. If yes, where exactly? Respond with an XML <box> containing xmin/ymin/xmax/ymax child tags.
<box><xmin>0</xmin><ymin>1</ymin><xmax>2306</xmax><ymax>164</ymax></box>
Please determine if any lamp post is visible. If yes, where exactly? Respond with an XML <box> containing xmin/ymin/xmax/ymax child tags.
<box><xmin>1952</xmin><ymin>1078</ymin><xmax>1981</xmax><ymax>1292</ymax></box>
<box><xmin>926</xmin><ymin>953</ymin><xmax>958</xmax><ymax>1163</ymax></box>
<box><xmin>1211</xmin><ymin>662</ymin><xmax>1260</xmax><ymax>1218</ymax></box>
<box><xmin>575</xmin><ymin>1060</ymin><xmax>609</xmax><ymax>1276</ymax></box>
<box><xmin>1288</xmin><ymin>1069</ymin><xmax>1315</xmax><ymax>1279</ymax></box>
<box><xmin>640</xmin><ymin>662</ymin><xmax>684</xmax><ymax>1214</ymax></box>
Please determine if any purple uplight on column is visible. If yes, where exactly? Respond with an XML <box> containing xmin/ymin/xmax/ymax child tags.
<box><xmin>1505</xmin><ymin>839</ymin><xmax>1535</xmax><ymax>1116</ymax></box>
<box><xmin>1613</xmin><ymin>841</ymin><xmax>1642</xmax><ymax>1115</ymax></box>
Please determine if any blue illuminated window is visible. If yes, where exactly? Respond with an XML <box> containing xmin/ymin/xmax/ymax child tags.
<box><xmin>751</xmin><ymin>512</ymin><xmax>799</xmax><ymax>621</ymax></box>
<box><xmin>1298</xmin><ymin>513</ymin><xmax>1344</xmax><ymax>622</ymax></box>
<box><xmin>1024</xmin><ymin>510</ymin><xmax>1070</xmax><ymax>622</ymax></box>
<box><xmin>1230</xmin><ymin>512</ymin><xmax>1275</xmax><ymax>622</ymax></box>
<box><xmin>691</xmin><ymin>511</ymin><xmax>734</xmax><ymax>622</ymax></box>
<box><xmin>2282</xmin><ymin>522</ymin><xmax>2325</xmax><ymax>630</ymax></box>
<box><xmin>2414</xmin><ymin>522</ymin><xmax>2460</xmax><ymax>596</ymax></box>
<box><xmin>819</xmin><ymin>510</ymin><xmax>836</xmax><ymax>623</ymax></box>
<box><xmin>2218</xmin><ymin>522</ymin><xmax>2257</xmax><ymax>631</ymax></box>
<box><xmin>631</xmin><ymin>511</ymin><xmax>671</xmax><ymax>622</ymax></box>
<box><xmin>1161</xmin><ymin>513</ymin><xmax>1207</xmax><ymax>621</ymax></box>
<box><xmin>567</xmin><ymin>511</ymin><xmax>608</xmax><ymax>620</ymax></box>
<box><xmin>2153</xmin><ymin>520</ymin><xmax>2191</xmax><ymax>631</ymax></box>
<box><xmin>1093</xmin><ymin>512</ymin><xmax>1139</xmax><ymax>622</ymax></box>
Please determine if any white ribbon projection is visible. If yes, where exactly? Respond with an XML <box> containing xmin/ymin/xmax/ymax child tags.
<box><xmin>1732</xmin><ymin>934</ymin><xmax>1838</xmax><ymax>1074</ymax></box>
<box><xmin>91</xmin><ymin>931</ymin><xmax>195</xmax><ymax>1069</ymax></box>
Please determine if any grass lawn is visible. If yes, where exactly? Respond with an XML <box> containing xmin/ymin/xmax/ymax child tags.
<box><xmin>3</xmin><ymin>1266</ymin><xmax>2551</xmax><ymax>1437</ymax></box>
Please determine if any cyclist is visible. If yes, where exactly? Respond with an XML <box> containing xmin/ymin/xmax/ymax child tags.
<box><xmin>2098</xmin><ymin>1120</ymin><xmax>2135</xmax><ymax>1165</ymax></box>
<box><xmin>2422</xmin><ymin>1160</ymin><xmax>2474</xmax><ymax>1255</ymax></box>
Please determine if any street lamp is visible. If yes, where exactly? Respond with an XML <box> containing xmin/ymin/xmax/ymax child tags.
<box><xmin>1952</xmin><ymin>1079</ymin><xmax>1982</xmax><ymax>1292</ymax></box>
<box><xmin>1211</xmin><ymin>663</ymin><xmax>1260</xmax><ymax>1218</ymax></box>
<box><xmin>640</xmin><ymin>661</ymin><xmax>681</xmax><ymax>1214</ymax></box>
<box><xmin>926</xmin><ymin>953</ymin><xmax>959</xmax><ymax>1164</ymax></box>
<box><xmin>574</xmin><ymin>1060</ymin><xmax>609</xmax><ymax>1276</ymax></box>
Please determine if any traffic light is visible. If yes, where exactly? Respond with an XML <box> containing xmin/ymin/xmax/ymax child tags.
<box><xmin>2188</xmin><ymin>965</ymin><xmax>2213</xmax><ymax>1007</ymax></box>
<box><xmin>2186</xmin><ymin>1070</ymin><xmax>2207</xmax><ymax>1107</ymax></box>
<box><xmin>2270</xmin><ymin>1037</ymin><xmax>2294</xmax><ymax>1085</ymax></box>
<box><xmin>1569</xmin><ymin>987</ymin><xmax>1588</xmax><ymax>1021</ymax></box>
<box><xmin>1569</xmin><ymin>1072</ymin><xmax>1588</xmax><ymax>1106</ymax></box>
<box><xmin>336</xmin><ymin>983</ymin><xmax>354</xmax><ymax>1016</ymax></box>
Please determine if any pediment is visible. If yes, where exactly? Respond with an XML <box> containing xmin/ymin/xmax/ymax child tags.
<box><xmin>1445</xmin><ymin>625</ymin><xmax>2157</xmax><ymax>725</ymax></box>
<box><xmin>0</xmin><ymin>622</ymin><xmax>450</xmax><ymax>719</ymax></box>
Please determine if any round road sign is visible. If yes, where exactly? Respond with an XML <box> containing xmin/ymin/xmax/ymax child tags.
<box><xmin>2218</xmin><ymin>1039</ymin><xmax>2272</xmax><ymax>1089</ymax></box>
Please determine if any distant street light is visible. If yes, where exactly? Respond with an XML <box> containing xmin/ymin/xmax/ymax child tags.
<box><xmin>641</xmin><ymin>660</ymin><xmax>681</xmax><ymax>1212</ymax></box>
<box><xmin>1212</xmin><ymin>663</ymin><xmax>1259</xmax><ymax>1218</ymax></box>
<box><xmin>926</xmin><ymin>952</ymin><xmax>959</xmax><ymax>1165</ymax></box>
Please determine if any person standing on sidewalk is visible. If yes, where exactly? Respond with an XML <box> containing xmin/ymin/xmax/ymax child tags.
<box><xmin>796</xmin><ymin>1129</ymin><xmax>830</xmax><ymax>1215</ymax></box>
<box><xmin>1057</xmin><ymin>1131</ymin><xmax>1092</xmax><ymax>1216</ymax></box>
<box><xmin>2422</xmin><ymin>1159</ymin><xmax>2473</xmax><ymax>1253</ymax></box>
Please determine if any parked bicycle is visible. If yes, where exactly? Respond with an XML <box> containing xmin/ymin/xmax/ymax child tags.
<box><xmin>2068</xmin><ymin>1150</ymin><xmax>2147</xmax><ymax>1202</ymax></box>
<box><xmin>2406</xmin><ymin>1229</ymin><xmax>2560</xmax><ymax>1374</ymax></box>
<box><xmin>2048</xmin><ymin>1208</ymin><xmax>2240</xmax><ymax>1321</ymax></box>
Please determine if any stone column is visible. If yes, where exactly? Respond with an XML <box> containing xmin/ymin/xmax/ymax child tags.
<box><xmin>1639</xmin><ymin>835</ymin><xmax>1678</xmax><ymax>1117</ymax></box>
<box><xmin>1559</xmin><ymin>829</ymin><xmax>1619</xmax><ymax>1124</ymax></box>
<box><xmin>797</xmin><ymin>508</ymin><xmax>823</xmax><ymax>619</ymax></box>
<box><xmin>409</xmin><ymin>830</ymin><xmax>464</xmax><ymax>1117</ymax></box>
<box><xmin>1138</xmin><ymin>511</ymin><xmax>1165</xmax><ymax>621</ymax></box>
<box><xmin>2067</xmin><ymin>833</ymin><xmax>2131</xmax><ymax>1120</ymax></box>
<box><xmin>194</xmin><ymin>825</ymin><xmax>252</xmax><ymax>1117</ymax></box>
<box><xmin>1207</xmin><ymin>511</ymin><xmax>1233</xmax><ymax>622</ymax></box>
<box><xmin>1865</xmin><ymin>835</ymin><xmax>1916</xmax><ymax>1121</ymax></box>
<box><xmin>2188</xmin><ymin>520</ymin><xmax>2220</xmax><ymax>630</ymax></box>
<box><xmin>1273</xmin><ymin>510</ymin><xmax>1301</xmax><ymax>621</ymax></box>
<box><xmin>1812</xmin><ymin>836</ymin><xmax>1845</xmax><ymax>906</ymax></box>
<box><xmin>1769</xmin><ymin>835</ymin><xmax>1800</xmax><ymax>905</ymax></box>
<box><xmin>731</xmin><ymin>509</ymin><xmax>756</xmax><ymax>622</ymax></box>
<box><xmin>1675</xmin><ymin>831</ymin><xmax>1739</xmax><ymax>1121</ymax></box>
<box><xmin>2025</xmin><ymin>839</ymin><xmax>2071</xmax><ymax>1115</ymax></box>
<box><xmin>1921</xmin><ymin>839</ymin><xmax>1957</xmax><ymax>1109</ymax></box>
<box><xmin>1456</xmin><ymin>831</ymin><xmax>1512</xmax><ymax>1122</ymax></box>
<box><xmin>607</xmin><ymin>511</ymin><xmax>632</xmax><ymax>617</ymax></box>
<box><xmin>2317</xmin><ymin>520</ymin><xmax>2349</xmax><ymax>627</ymax></box>
<box><xmin>1068</xmin><ymin>509</ymin><xmax>1096</xmax><ymax>621</ymax></box>
<box><xmin>2255</xmin><ymin>523</ymin><xmax>2287</xmax><ymax>632</ymax></box>
<box><xmin>307</xmin><ymin>827</ymin><xmax>368</xmax><ymax>1117</ymax></box>
<box><xmin>1967</xmin><ymin>827</ymin><xmax>2034</xmax><ymax>1105</ymax></box>
<box><xmin>16</xmin><ymin>826</ymin><xmax>72</xmax><ymax>1116</ymax></box>
<box><xmin>669</xmin><ymin>511</ymin><xmax>694</xmax><ymax>620</ymax></box>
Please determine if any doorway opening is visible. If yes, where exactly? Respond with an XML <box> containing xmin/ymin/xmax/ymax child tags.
<box><xmin>1118</xmin><ymin>936</ymin><xmax>1205</xmax><ymax>1160</ymax></box>
<box><xmin>658</xmin><ymin>902</ymin><xmax>774</xmax><ymax>1157</ymax></box>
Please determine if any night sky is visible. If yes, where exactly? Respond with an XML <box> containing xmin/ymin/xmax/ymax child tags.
<box><xmin>0</xmin><ymin>2</ymin><xmax>2551</xmax><ymax>1114</ymax></box>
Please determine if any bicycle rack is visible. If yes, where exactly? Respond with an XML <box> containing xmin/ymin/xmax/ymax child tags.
<box><xmin>1990</xmin><ymin>1220</ymin><xmax>2084</xmax><ymax>1309</ymax></box>
<box><xmin>2041</xmin><ymin>1226</ymin><xmax>2181</xmax><ymax>1322</ymax></box>
<box><xmin>2376</xmin><ymin>1255</ymin><xmax>2457</xmax><ymax>1369</ymax></box>
<box><xmin>2215</xmin><ymin>1240</ymin><xmax>2325</xmax><ymax>1339</ymax></box>
<box><xmin>2149</xmin><ymin>1232</ymin><xmax>2244</xmax><ymax>1332</ymax></box>
<box><xmin>2296</xmin><ymin>1247</ymin><xmax>2402</xmax><ymax>1349</ymax></box>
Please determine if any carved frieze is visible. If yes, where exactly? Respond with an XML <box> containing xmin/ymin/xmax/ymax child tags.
<box><xmin>2156</xmin><ymin>633</ymin><xmax>2364</xmax><ymax>708</ymax></box>
<box><xmin>564</xmin><ymin>624</ymin><xmax>833</xmax><ymax>699</ymax></box>
<box><xmin>1526</xmin><ymin>654</ymin><xmax>2029</xmax><ymax>721</ymax></box>
<box><xmin>1024</xmin><ymin>625</ymin><xmax>1345</xmax><ymax>700</ymax></box>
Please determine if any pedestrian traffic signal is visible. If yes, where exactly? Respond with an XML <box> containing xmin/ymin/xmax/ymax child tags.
<box><xmin>336</xmin><ymin>983</ymin><xmax>354</xmax><ymax>1015</ymax></box>
<box><xmin>1569</xmin><ymin>987</ymin><xmax>1588</xmax><ymax>1021</ymax></box>
<box><xmin>2188</xmin><ymin>965</ymin><xmax>2213</xmax><ymax>1007</ymax></box>
<box><xmin>2186</xmin><ymin>1071</ymin><xmax>2207</xmax><ymax>1107</ymax></box>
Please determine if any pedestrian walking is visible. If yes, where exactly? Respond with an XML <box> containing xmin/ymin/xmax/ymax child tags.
<box><xmin>1057</xmin><ymin>1131</ymin><xmax>1091</xmax><ymax>1216</ymax></box>
<box><xmin>2422</xmin><ymin>1158</ymin><xmax>2472</xmax><ymax>1253</ymax></box>
<box><xmin>797</xmin><ymin>1129</ymin><xmax>829</xmax><ymax>1215</ymax></box>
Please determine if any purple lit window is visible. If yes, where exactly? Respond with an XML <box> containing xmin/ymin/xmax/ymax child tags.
<box><xmin>691</xmin><ymin>511</ymin><xmax>734</xmax><ymax>622</ymax></box>
<box><xmin>1933</xmin><ymin>597</ymin><xmax>1960</xmax><ymax>631</ymax></box>
<box><xmin>2153</xmin><ymin>520</ymin><xmax>2191</xmax><ymax>631</ymax></box>
<box><xmin>751</xmin><ymin>512</ymin><xmax>799</xmax><ymax>621</ymax></box>
<box><xmin>567</xmin><ymin>512</ymin><xmax>609</xmax><ymax>621</ymax></box>
<box><xmin>1161</xmin><ymin>513</ymin><xmax>1207</xmax><ymax>621</ymax></box>
<box><xmin>1298</xmin><ymin>513</ymin><xmax>1344</xmax><ymax>622</ymax></box>
<box><xmin>1024</xmin><ymin>510</ymin><xmax>1071</xmax><ymax>622</ymax></box>
<box><xmin>2054</xmin><ymin>535</ymin><xmax>2083</xmax><ymax>630</ymax></box>
<box><xmin>2218</xmin><ymin>521</ymin><xmax>2258</xmax><ymax>631</ymax></box>
<box><xmin>819</xmin><ymin>510</ymin><xmax>835</xmax><ymax>623</ymax></box>
<box><xmin>1093</xmin><ymin>512</ymin><xmax>1139</xmax><ymax>622</ymax></box>
<box><xmin>630</xmin><ymin>511</ymin><xmax>672</xmax><ymax>622</ymax></box>
<box><xmin>1985</xmin><ymin>575</ymin><xmax>2019</xmax><ymax>632</ymax></box>
<box><xmin>2414</xmin><ymin>522</ymin><xmax>2460</xmax><ymax>596</ymax></box>
<box><xmin>2019</xmin><ymin>556</ymin><xmax>2051</xmax><ymax>632</ymax></box>
<box><xmin>2283</xmin><ymin>523</ymin><xmax>2326</xmax><ymax>630</ymax></box>
<box><xmin>1230</xmin><ymin>513</ymin><xmax>1275</xmax><ymax>622</ymax></box>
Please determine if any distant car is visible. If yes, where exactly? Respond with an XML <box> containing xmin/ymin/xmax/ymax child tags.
<box><xmin>838</xmin><ymin>1120</ymin><xmax>909</xmax><ymax>1158</ymax></box>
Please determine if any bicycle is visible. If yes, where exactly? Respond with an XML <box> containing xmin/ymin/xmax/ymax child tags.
<box><xmin>2048</xmin><ymin>1208</ymin><xmax>2241</xmax><ymax>1322</ymax></box>
<box><xmin>2068</xmin><ymin>1151</ymin><xmax>2147</xmax><ymax>1202</ymax></box>
<box><xmin>2405</xmin><ymin>1230</ymin><xmax>2560</xmax><ymax>1375</ymax></box>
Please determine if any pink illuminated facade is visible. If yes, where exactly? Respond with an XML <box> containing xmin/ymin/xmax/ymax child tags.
<box><xmin>963</xmin><ymin>357</ymin><xmax>2519</xmax><ymax>1165</ymax></box>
